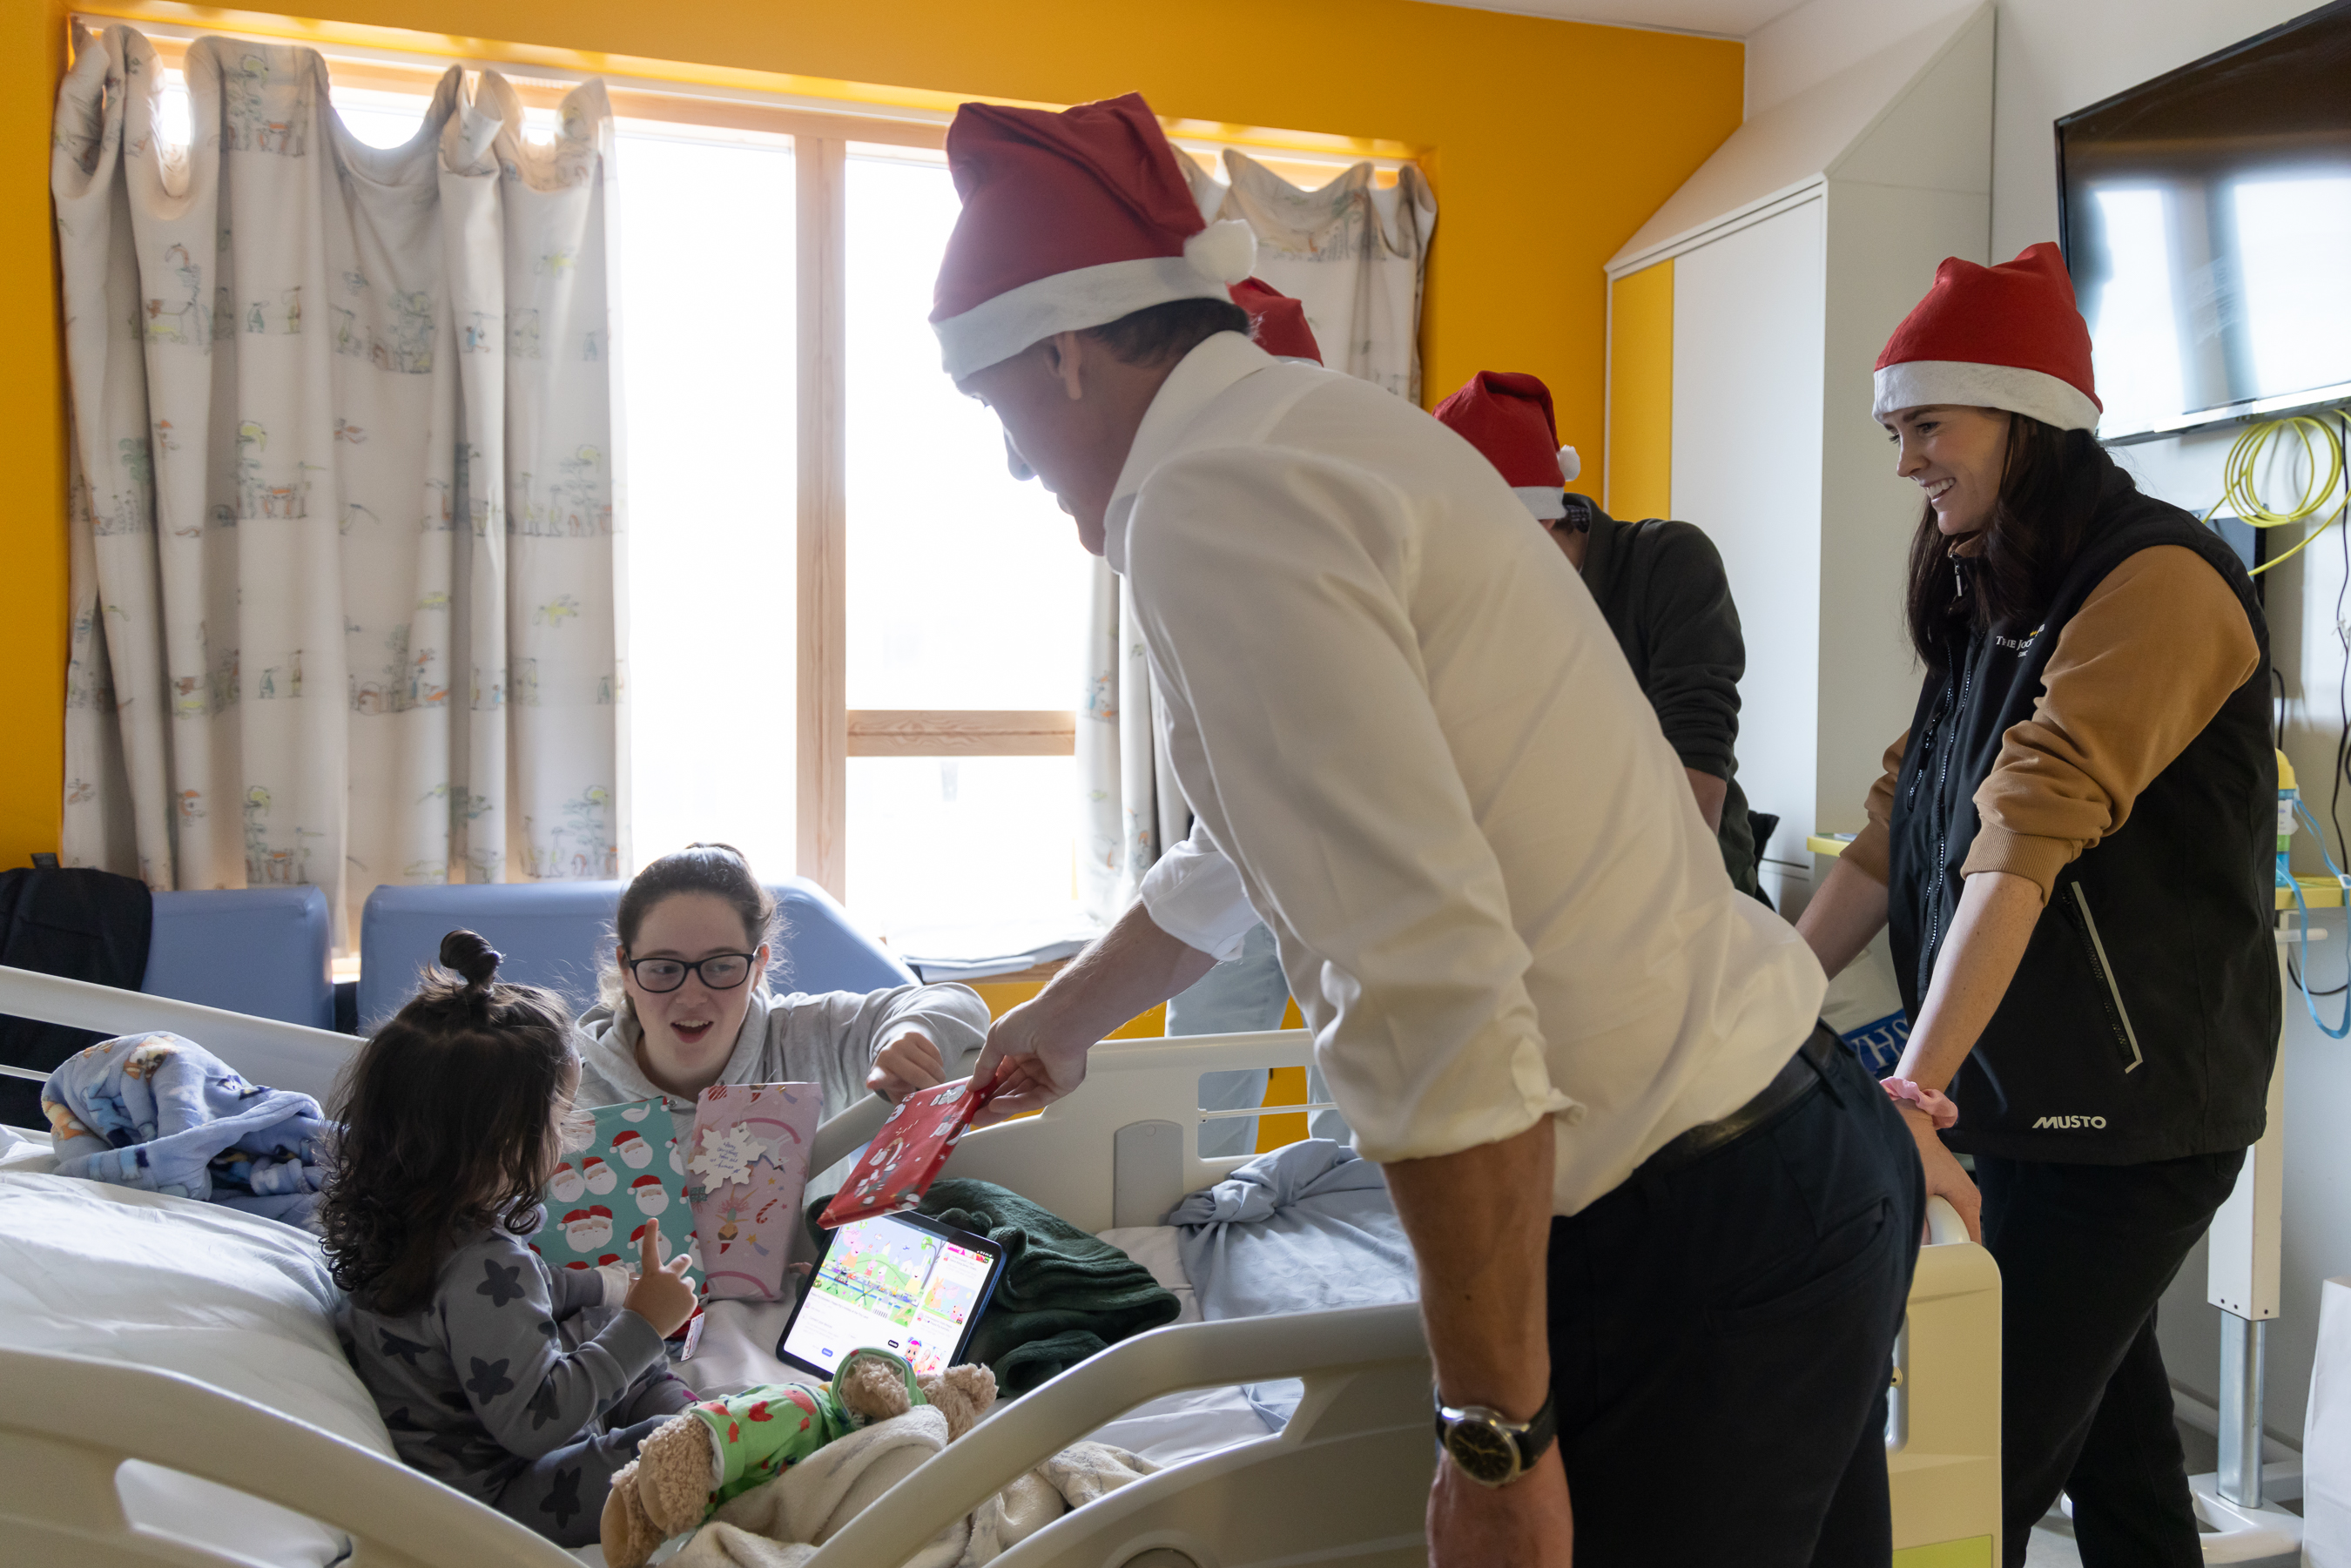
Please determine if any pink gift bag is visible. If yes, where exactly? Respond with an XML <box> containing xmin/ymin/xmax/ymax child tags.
<box><xmin>684</xmin><ymin>1083</ymin><xmax>821</xmax><ymax>1302</ymax></box>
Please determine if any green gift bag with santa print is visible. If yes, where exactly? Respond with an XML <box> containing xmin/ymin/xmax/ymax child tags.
<box><xmin>684</xmin><ymin>1083</ymin><xmax>821</xmax><ymax>1302</ymax></box>
<box><xmin>532</xmin><ymin>1097</ymin><xmax>693</xmax><ymax>1284</ymax></box>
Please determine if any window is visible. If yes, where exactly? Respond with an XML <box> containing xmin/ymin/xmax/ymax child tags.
<box><xmin>125</xmin><ymin>20</ymin><xmax>1410</xmax><ymax>953</ymax></box>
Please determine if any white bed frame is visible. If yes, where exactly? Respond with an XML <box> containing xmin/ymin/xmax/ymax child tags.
<box><xmin>0</xmin><ymin>964</ymin><xmax>2002</xmax><ymax>1568</ymax></box>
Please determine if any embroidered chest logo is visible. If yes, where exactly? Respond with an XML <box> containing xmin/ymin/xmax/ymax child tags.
<box><xmin>2030</xmin><ymin>1114</ymin><xmax>2108</xmax><ymax>1129</ymax></box>
<box><xmin>1993</xmin><ymin>624</ymin><xmax>2045</xmax><ymax>654</ymax></box>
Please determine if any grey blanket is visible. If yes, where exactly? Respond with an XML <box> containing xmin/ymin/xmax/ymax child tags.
<box><xmin>1165</xmin><ymin>1140</ymin><xmax>1418</xmax><ymax>1425</ymax></box>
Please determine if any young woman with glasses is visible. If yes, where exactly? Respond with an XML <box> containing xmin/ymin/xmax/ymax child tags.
<box><xmin>573</xmin><ymin>844</ymin><xmax>991</xmax><ymax>1188</ymax></box>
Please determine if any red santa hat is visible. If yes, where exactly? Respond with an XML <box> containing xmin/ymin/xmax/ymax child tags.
<box><xmin>589</xmin><ymin>1204</ymin><xmax>612</xmax><ymax>1220</ymax></box>
<box><xmin>1874</xmin><ymin>242</ymin><xmax>2101</xmax><ymax>431</ymax></box>
<box><xmin>631</xmin><ymin>1174</ymin><xmax>662</xmax><ymax>1190</ymax></box>
<box><xmin>1431</xmin><ymin>371</ymin><xmax>1582</xmax><ymax>522</ymax></box>
<box><xmin>932</xmin><ymin>91</ymin><xmax>1256</xmax><ymax>380</ymax></box>
<box><xmin>562</xmin><ymin>1208</ymin><xmax>589</xmax><ymax>1225</ymax></box>
<box><xmin>611</xmin><ymin>1129</ymin><xmax>643</xmax><ymax>1147</ymax></box>
<box><xmin>1229</xmin><ymin>277</ymin><xmax>1321</xmax><ymax>365</ymax></box>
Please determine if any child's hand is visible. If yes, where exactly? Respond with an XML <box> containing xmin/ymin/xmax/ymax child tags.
<box><xmin>622</xmin><ymin>1220</ymin><xmax>697</xmax><ymax>1338</ymax></box>
<box><xmin>868</xmin><ymin>1030</ymin><xmax>948</xmax><ymax>1102</ymax></box>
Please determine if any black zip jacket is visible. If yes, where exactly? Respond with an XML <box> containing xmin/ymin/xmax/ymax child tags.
<box><xmin>1886</xmin><ymin>468</ymin><xmax>2276</xmax><ymax>1163</ymax></box>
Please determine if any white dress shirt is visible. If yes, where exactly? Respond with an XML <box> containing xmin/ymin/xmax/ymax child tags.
<box><xmin>1119</xmin><ymin>333</ymin><xmax>1826</xmax><ymax>1216</ymax></box>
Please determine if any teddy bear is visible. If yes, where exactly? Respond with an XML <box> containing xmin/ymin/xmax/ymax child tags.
<box><xmin>600</xmin><ymin>1349</ymin><xmax>997</xmax><ymax>1568</ymax></box>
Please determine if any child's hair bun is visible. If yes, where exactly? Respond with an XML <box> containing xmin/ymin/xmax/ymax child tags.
<box><xmin>438</xmin><ymin>929</ymin><xmax>503</xmax><ymax>988</ymax></box>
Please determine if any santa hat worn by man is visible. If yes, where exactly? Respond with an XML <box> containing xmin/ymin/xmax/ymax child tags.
<box><xmin>1431</xmin><ymin>370</ymin><xmax>1583</xmax><ymax>522</ymax></box>
<box><xmin>1872</xmin><ymin>241</ymin><xmax>2101</xmax><ymax>431</ymax></box>
<box><xmin>1229</xmin><ymin>277</ymin><xmax>1322</xmax><ymax>365</ymax></box>
<box><xmin>931</xmin><ymin>92</ymin><xmax>1256</xmax><ymax>380</ymax></box>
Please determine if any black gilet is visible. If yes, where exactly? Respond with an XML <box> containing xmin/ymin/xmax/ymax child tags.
<box><xmin>1886</xmin><ymin>467</ymin><xmax>2276</xmax><ymax>1164</ymax></box>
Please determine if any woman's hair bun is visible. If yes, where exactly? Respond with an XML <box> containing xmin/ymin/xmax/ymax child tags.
<box><xmin>438</xmin><ymin>929</ymin><xmax>502</xmax><ymax>988</ymax></box>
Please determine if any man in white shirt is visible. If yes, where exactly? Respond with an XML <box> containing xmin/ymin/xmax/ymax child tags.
<box><xmin>933</xmin><ymin>92</ymin><xmax>1923</xmax><ymax>1566</ymax></box>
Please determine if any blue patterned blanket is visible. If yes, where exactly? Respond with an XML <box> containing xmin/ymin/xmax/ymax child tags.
<box><xmin>41</xmin><ymin>1033</ymin><xmax>330</xmax><ymax>1226</ymax></box>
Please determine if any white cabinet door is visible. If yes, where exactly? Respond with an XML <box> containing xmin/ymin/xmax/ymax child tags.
<box><xmin>1669</xmin><ymin>199</ymin><xmax>1828</xmax><ymax>899</ymax></box>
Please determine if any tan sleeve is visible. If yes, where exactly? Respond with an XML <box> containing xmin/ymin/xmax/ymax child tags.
<box><xmin>1838</xmin><ymin>730</ymin><xmax>1910</xmax><ymax>886</ymax></box>
<box><xmin>1961</xmin><ymin>545</ymin><xmax>2260</xmax><ymax>901</ymax></box>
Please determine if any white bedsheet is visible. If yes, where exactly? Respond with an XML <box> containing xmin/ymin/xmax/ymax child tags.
<box><xmin>0</xmin><ymin>1170</ymin><xmax>391</xmax><ymax>1566</ymax></box>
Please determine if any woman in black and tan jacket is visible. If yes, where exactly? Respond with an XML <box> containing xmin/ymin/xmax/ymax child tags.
<box><xmin>1796</xmin><ymin>244</ymin><xmax>2274</xmax><ymax>1568</ymax></box>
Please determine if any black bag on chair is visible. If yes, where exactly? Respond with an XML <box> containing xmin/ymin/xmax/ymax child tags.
<box><xmin>0</xmin><ymin>867</ymin><xmax>152</xmax><ymax>1131</ymax></box>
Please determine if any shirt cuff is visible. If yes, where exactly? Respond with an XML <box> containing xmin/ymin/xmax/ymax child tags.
<box><xmin>1137</xmin><ymin>840</ymin><xmax>1258</xmax><ymax>962</ymax></box>
<box><xmin>1840</xmin><ymin>821</ymin><xmax>1892</xmax><ymax>885</ymax></box>
<box><xmin>1958</xmin><ymin>824</ymin><xmax>2068</xmax><ymax>902</ymax></box>
<box><xmin>596</xmin><ymin>1262</ymin><xmax>634</xmax><ymax>1310</ymax></box>
<box><xmin>598</xmin><ymin>1302</ymin><xmax>670</xmax><ymax>1375</ymax></box>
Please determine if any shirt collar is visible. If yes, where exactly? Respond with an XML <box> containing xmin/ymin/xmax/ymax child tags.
<box><xmin>1103</xmin><ymin>331</ymin><xmax>1277</xmax><ymax>574</ymax></box>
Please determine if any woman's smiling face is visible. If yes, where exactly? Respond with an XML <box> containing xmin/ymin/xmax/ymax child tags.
<box><xmin>1884</xmin><ymin>404</ymin><xmax>2011</xmax><ymax>539</ymax></box>
<box><xmin>620</xmin><ymin>892</ymin><xmax>768</xmax><ymax>1099</ymax></box>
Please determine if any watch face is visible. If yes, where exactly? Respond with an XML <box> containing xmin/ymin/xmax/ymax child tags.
<box><xmin>1444</xmin><ymin>1417</ymin><xmax>1519</xmax><ymax>1485</ymax></box>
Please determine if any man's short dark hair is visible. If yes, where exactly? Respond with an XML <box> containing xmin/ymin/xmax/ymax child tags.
<box><xmin>1081</xmin><ymin>297</ymin><xmax>1251</xmax><ymax>367</ymax></box>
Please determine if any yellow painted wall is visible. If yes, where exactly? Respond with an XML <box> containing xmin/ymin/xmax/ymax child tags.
<box><xmin>1</xmin><ymin>0</ymin><xmax>72</xmax><ymax>871</ymax></box>
<box><xmin>0</xmin><ymin>1</ymin><xmax>1744</xmax><ymax>865</ymax></box>
<box><xmin>1606</xmin><ymin>258</ymin><xmax>1674</xmax><ymax>522</ymax></box>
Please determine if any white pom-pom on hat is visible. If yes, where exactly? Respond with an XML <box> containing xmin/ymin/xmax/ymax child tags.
<box><xmin>1558</xmin><ymin>446</ymin><xmax>1581</xmax><ymax>484</ymax></box>
<box><xmin>1184</xmin><ymin>219</ymin><xmax>1257</xmax><ymax>285</ymax></box>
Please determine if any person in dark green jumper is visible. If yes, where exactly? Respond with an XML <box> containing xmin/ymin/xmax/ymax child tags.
<box><xmin>1434</xmin><ymin>371</ymin><xmax>1765</xmax><ymax>898</ymax></box>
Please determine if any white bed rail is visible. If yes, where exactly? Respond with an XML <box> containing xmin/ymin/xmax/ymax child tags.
<box><xmin>0</xmin><ymin>1345</ymin><xmax>578</xmax><ymax>1568</ymax></box>
<box><xmin>808</xmin><ymin>1302</ymin><xmax>1432</xmax><ymax>1568</ymax></box>
<box><xmin>0</xmin><ymin>965</ymin><xmax>358</xmax><ymax>1104</ymax></box>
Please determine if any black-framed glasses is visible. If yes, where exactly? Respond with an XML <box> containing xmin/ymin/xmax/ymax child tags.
<box><xmin>625</xmin><ymin>952</ymin><xmax>757</xmax><ymax>993</ymax></box>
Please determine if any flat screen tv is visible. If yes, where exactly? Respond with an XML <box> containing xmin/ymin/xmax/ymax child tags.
<box><xmin>2057</xmin><ymin>1</ymin><xmax>2351</xmax><ymax>442</ymax></box>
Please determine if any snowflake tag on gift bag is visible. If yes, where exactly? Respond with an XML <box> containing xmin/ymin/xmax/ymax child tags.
<box><xmin>685</xmin><ymin>1084</ymin><xmax>820</xmax><ymax>1302</ymax></box>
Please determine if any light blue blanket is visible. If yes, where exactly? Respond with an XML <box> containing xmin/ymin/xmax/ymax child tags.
<box><xmin>1167</xmin><ymin>1139</ymin><xmax>1418</xmax><ymax>1425</ymax></box>
<box><xmin>42</xmin><ymin>1032</ymin><xmax>330</xmax><ymax>1226</ymax></box>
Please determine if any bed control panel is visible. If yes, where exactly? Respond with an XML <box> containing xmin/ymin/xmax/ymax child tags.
<box><xmin>1112</xmin><ymin>1120</ymin><xmax>1184</xmax><ymax>1228</ymax></box>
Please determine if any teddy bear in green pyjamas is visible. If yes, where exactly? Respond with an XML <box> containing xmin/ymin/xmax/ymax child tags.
<box><xmin>599</xmin><ymin>1348</ymin><xmax>997</xmax><ymax>1568</ymax></box>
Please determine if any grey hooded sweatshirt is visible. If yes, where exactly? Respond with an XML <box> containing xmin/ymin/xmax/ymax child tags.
<box><xmin>573</xmin><ymin>980</ymin><xmax>991</xmax><ymax>1201</ymax></box>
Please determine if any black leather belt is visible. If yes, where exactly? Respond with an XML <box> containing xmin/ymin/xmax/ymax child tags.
<box><xmin>1637</xmin><ymin>1023</ymin><xmax>1842</xmax><ymax>1180</ymax></box>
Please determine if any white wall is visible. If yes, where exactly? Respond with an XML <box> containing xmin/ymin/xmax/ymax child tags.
<box><xmin>1747</xmin><ymin>0</ymin><xmax>2345</xmax><ymax>1449</ymax></box>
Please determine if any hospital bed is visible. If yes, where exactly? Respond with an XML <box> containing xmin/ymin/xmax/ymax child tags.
<box><xmin>0</xmin><ymin>966</ymin><xmax>2002</xmax><ymax>1567</ymax></box>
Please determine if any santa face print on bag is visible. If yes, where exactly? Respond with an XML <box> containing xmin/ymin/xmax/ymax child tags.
<box><xmin>563</xmin><ymin>1206</ymin><xmax>615</xmax><ymax>1251</ymax></box>
<box><xmin>612</xmin><ymin>1129</ymin><xmax>654</xmax><ymax>1169</ymax></box>
<box><xmin>582</xmin><ymin>1155</ymin><xmax>616</xmax><ymax>1195</ymax></box>
<box><xmin>549</xmin><ymin>1161</ymin><xmax>585</xmax><ymax>1203</ymax></box>
<box><xmin>630</xmin><ymin>1173</ymin><xmax>669</xmax><ymax>1215</ymax></box>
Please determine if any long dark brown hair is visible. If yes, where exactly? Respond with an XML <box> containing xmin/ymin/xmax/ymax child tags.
<box><xmin>1903</xmin><ymin>414</ymin><xmax>2125</xmax><ymax>665</ymax></box>
<box><xmin>319</xmin><ymin>930</ymin><xmax>577</xmax><ymax>1316</ymax></box>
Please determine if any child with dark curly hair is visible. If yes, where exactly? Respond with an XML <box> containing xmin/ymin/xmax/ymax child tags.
<box><xmin>320</xmin><ymin>930</ymin><xmax>700</xmax><ymax>1546</ymax></box>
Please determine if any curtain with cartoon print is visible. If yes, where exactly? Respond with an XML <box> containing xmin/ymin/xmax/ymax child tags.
<box><xmin>1075</xmin><ymin>150</ymin><xmax>1437</xmax><ymax>925</ymax></box>
<box><xmin>51</xmin><ymin>24</ymin><xmax>624</xmax><ymax>946</ymax></box>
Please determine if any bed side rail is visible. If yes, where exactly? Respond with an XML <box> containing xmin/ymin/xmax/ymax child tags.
<box><xmin>0</xmin><ymin>965</ymin><xmax>358</xmax><ymax>1104</ymax></box>
<box><xmin>0</xmin><ymin>1345</ymin><xmax>577</xmax><ymax>1568</ymax></box>
<box><xmin>805</xmin><ymin>1300</ymin><xmax>1427</xmax><ymax>1568</ymax></box>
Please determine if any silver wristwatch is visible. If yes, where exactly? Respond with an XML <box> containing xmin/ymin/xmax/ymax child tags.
<box><xmin>1433</xmin><ymin>1392</ymin><xmax>1558</xmax><ymax>1489</ymax></box>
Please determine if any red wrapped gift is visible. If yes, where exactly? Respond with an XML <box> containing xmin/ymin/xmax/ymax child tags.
<box><xmin>818</xmin><ymin>1074</ymin><xmax>999</xmax><ymax>1229</ymax></box>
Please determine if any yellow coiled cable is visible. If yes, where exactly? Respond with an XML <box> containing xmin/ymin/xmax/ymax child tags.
<box><xmin>2202</xmin><ymin>414</ymin><xmax>2348</xmax><ymax>575</ymax></box>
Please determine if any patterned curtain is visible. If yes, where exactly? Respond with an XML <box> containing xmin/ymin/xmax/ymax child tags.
<box><xmin>1076</xmin><ymin>150</ymin><xmax>1438</xmax><ymax>926</ymax></box>
<box><xmin>52</xmin><ymin>25</ymin><xmax>623</xmax><ymax>946</ymax></box>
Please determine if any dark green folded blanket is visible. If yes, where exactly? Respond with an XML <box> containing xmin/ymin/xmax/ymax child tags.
<box><xmin>807</xmin><ymin>1178</ymin><xmax>1178</xmax><ymax>1396</ymax></box>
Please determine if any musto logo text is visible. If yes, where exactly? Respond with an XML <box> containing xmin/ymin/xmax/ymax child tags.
<box><xmin>2031</xmin><ymin>1114</ymin><xmax>2107</xmax><ymax>1129</ymax></box>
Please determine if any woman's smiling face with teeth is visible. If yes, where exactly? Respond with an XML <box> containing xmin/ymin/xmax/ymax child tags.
<box><xmin>1884</xmin><ymin>404</ymin><xmax>2011</xmax><ymax>538</ymax></box>
<box><xmin>620</xmin><ymin>891</ymin><xmax>768</xmax><ymax>1099</ymax></box>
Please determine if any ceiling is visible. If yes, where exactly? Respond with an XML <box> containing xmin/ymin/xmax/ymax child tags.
<box><xmin>1412</xmin><ymin>0</ymin><xmax>1811</xmax><ymax>38</ymax></box>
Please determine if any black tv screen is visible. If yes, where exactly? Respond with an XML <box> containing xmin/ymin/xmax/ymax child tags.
<box><xmin>2058</xmin><ymin>1</ymin><xmax>2351</xmax><ymax>442</ymax></box>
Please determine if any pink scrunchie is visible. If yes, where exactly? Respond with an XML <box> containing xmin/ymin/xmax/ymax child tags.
<box><xmin>1881</xmin><ymin>1077</ymin><xmax>1958</xmax><ymax>1130</ymax></box>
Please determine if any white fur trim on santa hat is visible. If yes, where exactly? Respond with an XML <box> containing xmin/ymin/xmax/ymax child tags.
<box><xmin>1183</xmin><ymin>220</ymin><xmax>1256</xmax><ymax>285</ymax></box>
<box><xmin>1512</xmin><ymin>486</ymin><xmax>1567</xmax><ymax>522</ymax></box>
<box><xmin>937</xmin><ymin>225</ymin><xmax>1257</xmax><ymax>380</ymax></box>
<box><xmin>1872</xmin><ymin>360</ymin><xmax>2100</xmax><ymax>432</ymax></box>
<box><xmin>1558</xmin><ymin>446</ymin><xmax>1581</xmax><ymax>484</ymax></box>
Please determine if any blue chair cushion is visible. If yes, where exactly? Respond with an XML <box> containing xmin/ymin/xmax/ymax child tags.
<box><xmin>143</xmin><ymin>887</ymin><xmax>334</xmax><ymax>1032</ymax></box>
<box><xmin>357</xmin><ymin>878</ymin><xmax>911</xmax><ymax>1035</ymax></box>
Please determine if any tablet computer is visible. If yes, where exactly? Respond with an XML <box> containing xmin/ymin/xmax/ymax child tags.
<box><xmin>777</xmin><ymin>1208</ymin><xmax>1005</xmax><ymax>1380</ymax></box>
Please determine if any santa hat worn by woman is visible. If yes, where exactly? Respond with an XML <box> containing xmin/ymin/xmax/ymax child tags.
<box><xmin>930</xmin><ymin>92</ymin><xmax>1256</xmax><ymax>380</ymax></box>
<box><xmin>1431</xmin><ymin>370</ymin><xmax>1582</xmax><ymax>522</ymax></box>
<box><xmin>1872</xmin><ymin>241</ymin><xmax>2101</xmax><ymax>431</ymax></box>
